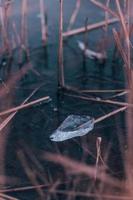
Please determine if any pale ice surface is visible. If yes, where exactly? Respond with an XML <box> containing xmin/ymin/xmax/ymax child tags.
<box><xmin>50</xmin><ymin>115</ymin><xmax>94</xmax><ymax>142</ymax></box>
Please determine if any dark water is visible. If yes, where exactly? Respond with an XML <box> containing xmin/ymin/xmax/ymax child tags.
<box><xmin>0</xmin><ymin>0</ymin><xmax>126</xmax><ymax>199</ymax></box>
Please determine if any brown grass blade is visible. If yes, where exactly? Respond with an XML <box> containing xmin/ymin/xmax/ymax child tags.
<box><xmin>89</xmin><ymin>0</ymin><xmax>118</xmax><ymax>18</ymax></box>
<box><xmin>44</xmin><ymin>153</ymin><xmax>123</xmax><ymax>188</ymax></box>
<box><xmin>0</xmin><ymin>84</ymin><xmax>45</xmax><ymax>131</ymax></box>
<box><xmin>0</xmin><ymin>96</ymin><xmax>50</xmax><ymax>116</ymax></box>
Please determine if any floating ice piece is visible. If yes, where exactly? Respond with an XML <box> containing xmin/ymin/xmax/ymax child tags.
<box><xmin>50</xmin><ymin>115</ymin><xmax>94</xmax><ymax>142</ymax></box>
<box><xmin>77</xmin><ymin>40</ymin><xmax>107</xmax><ymax>60</ymax></box>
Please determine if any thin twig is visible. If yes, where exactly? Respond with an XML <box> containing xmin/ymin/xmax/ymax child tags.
<box><xmin>0</xmin><ymin>96</ymin><xmax>50</xmax><ymax>116</ymax></box>
<box><xmin>65</xmin><ymin>93</ymin><xmax>133</xmax><ymax>107</ymax></box>
<box><xmin>46</xmin><ymin>189</ymin><xmax>133</xmax><ymax>200</ymax></box>
<box><xmin>94</xmin><ymin>106</ymin><xmax>127</xmax><ymax>124</ymax></box>
<box><xmin>0</xmin><ymin>84</ymin><xmax>45</xmax><ymax>132</ymax></box>
<box><xmin>58</xmin><ymin>0</ymin><xmax>65</xmax><ymax>87</ymax></box>
<box><xmin>95</xmin><ymin>137</ymin><xmax>102</xmax><ymax>181</ymax></box>
<box><xmin>17</xmin><ymin>150</ymin><xmax>44</xmax><ymax>198</ymax></box>
<box><xmin>64</xmin><ymin>85</ymin><xmax>127</xmax><ymax>93</ymax></box>
<box><xmin>63</xmin><ymin>18</ymin><xmax>119</xmax><ymax>38</ymax></box>
<box><xmin>40</xmin><ymin>0</ymin><xmax>47</xmax><ymax>46</ymax></box>
<box><xmin>44</xmin><ymin>153</ymin><xmax>122</xmax><ymax>188</ymax></box>
<box><xmin>89</xmin><ymin>0</ymin><xmax>118</xmax><ymax>18</ymax></box>
<box><xmin>67</xmin><ymin>0</ymin><xmax>81</xmax><ymax>31</ymax></box>
<box><xmin>0</xmin><ymin>193</ymin><xmax>19</xmax><ymax>200</ymax></box>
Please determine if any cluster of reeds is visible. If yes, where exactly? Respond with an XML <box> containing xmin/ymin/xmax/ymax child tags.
<box><xmin>0</xmin><ymin>0</ymin><xmax>47</xmax><ymax>62</ymax></box>
<box><xmin>0</xmin><ymin>0</ymin><xmax>133</xmax><ymax>199</ymax></box>
<box><xmin>0</xmin><ymin>1</ymin><xmax>49</xmax><ymax>199</ymax></box>
<box><xmin>54</xmin><ymin>0</ymin><xmax>133</xmax><ymax>199</ymax></box>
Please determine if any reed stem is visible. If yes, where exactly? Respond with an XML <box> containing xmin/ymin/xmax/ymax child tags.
<box><xmin>58</xmin><ymin>0</ymin><xmax>65</xmax><ymax>88</ymax></box>
<box><xmin>39</xmin><ymin>0</ymin><xmax>47</xmax><ymax>46</ymax></box>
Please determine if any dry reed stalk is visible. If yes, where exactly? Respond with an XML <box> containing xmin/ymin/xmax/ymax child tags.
<box><xmin>75</xmin><ymin>139</ymin><xmax>108</xmax><ymax>170</ymax></box>
<box><xmin>0</xmin><ymin>184</ymin><xmax>48</xmax><ymax>193</ymax></box>
<box><xmin>99</xmin><ymin>0</ymin><xmax>111</xmax><ymax>54</ymax></box>
<box><xmin>104</xmin><ymin>0</ymin><xmax>110</xmax><ymax>32</ymax></box>
<box><xmin>0</xmin><ymin>79</ymin><xmax>9</xmax><ymax>93</ymax></box>
<box><xmin>127</xmin><ymin>53</ymin><xmax>133</xmax><ymax>200</ymax></box>
<box><xmin>112</xmin><ymin>3</ymin><xmax>133</xmax><ymax>196</ymax></box>
<box><xmin>0</xmin><ymin>175</ymin><xmax>18</xmax><ymax>186</ymax></box>
<box><xmin>113</xmin><ymin>28</ymin><xmax>132</xmax><ymax>88</ymax></box>
<box><xmin>44</xmin><ymin>153</ymin><xmax>123</xmax><ymax>188</ymax></box>
<box><xmin>21</xmin><ymin>145</ymin><xmax>50</xmax><ymax>186</ymax></box>
<box><xmin>48</xmin><ymin>180</ymin><xmax>60</xmax><ymax>199</ymax></box>
<box><xmin>124</xmin><ymin>0</ymin><xmax>127</xmax><ymax>14</ymax></box>
<box><xmin>0</xmin><ymin>62</ymin><xmax>32</xmax><ymax>99</ymax></box>
<box><xmin>12</xmin><ymin>22</ymin><xmax>21</xmax><ymax>47</ymax></box>
<box><xmin>58</xmin><ymin>0</ymin><xmax>65</xmax><ymax>87</ymax></box>
<box><xmin>107</xmin><ymin>91</ymin><xmax>128</xmax><ymax>99</ymax></box>
<box><xmin>20</xmin><ymin>0</ymin><xmax>30</xmax><ymax>61</ymax></box>
<box><xmin>0</xmin><ymin>0</ymin><xmax>9</xmax><ymax>51</ymax></box>
<box><xmin>0</xmin><ymin>113</ymin><xmax>17</xmax><ymax>132</ymax></box>
<box><xmin>115</xmin><ymin>0</ymin><xmax>132</xmax><ymax>86</ymax></box>
<box><xmin>39</xmin><ymin>0</ymin><xmax>47</xmax><ymax>46</ymax></box>
<box><xmin>0</xmin><ymin>193</ymin><xmax>19</xmax><ymax>200</ymax></box>
<box><xmin>79</xmin><ymin>89</ymin><xmax>126</xmax><ymax>93</ymax></box>
<box><xmin>84</xmin><ymin>17</ymin><xmax>89</xmax><ymax>57</ymax></box>
<box><xmin>65</xmin><ymin>92</ymin><xmax>127</xmax><ymax>122</ymax></box>
<box><xmin>64</xmin><ymin>85</ymin><xmax>126</xmax><ymax>93</ymax></box>
<box><xmin>4</xmin><ymin>0</ymin><xmax>12</xmax><ymax>32</ymax></box>
<box><xmin>46</xmin><ymin>189</ymin><xmax>133</xmax><ymax>200</ymax></box>
<box><xmin>94</xmin><ymin>106</ymin><xmax>127</xmax><ymax>124</ymax></box>
<box><xmin>113</xmin><ymin>29</ymin><xmax>128</xmax><ymax>66</ymax></box>
<box><xmin>89</xmin><ymin>0</ymin><xmax>118</xmax><ymax>18</ymax></box>
<box><xmin>0</xmin><ymin>96</ymin><xmax>50</xmax><ymax>116</ymax></box>
<box><xmin>65</xmin><ymin>93</ymin><xmax>131</xmax><ymax>107</ymax></box>
<box><xmin>0</xmin><ymin>178</ymin><xmax>92</xmax><ymax>193</ymax></box>
<box><xmin>95</xmin><ymin>137</ymin><xmax>102</xmax><ymax>181</ymax></box>
<box><xmin>122</xmin><ymin>1</ymin><xmax>133</xmax><ymax>196</ymax></box>
<box><xmin>67</xmin><ymin>0</ymin><xmax>81</xmax><ymax>31</ymax></box>
<box><xmin>21</xmin><ymin>0</ymin><xmax>28</xmax><ymax>47</ymax></box>
<box><xmin>0</xmin><ymin>83</ymin><xmax>44</xmax><ymax>132</ymax></box>
<box><xmin>12</xmin><ymin>23</ymin><xmax>26</xmax><ymax>64</ymax></box>
<box><xmin>0</xmin><ymin>85</ymin><xmax>45</xmax><ymax>189</ymax></box>
<box><xmin>4</xmin><ymin>0</ymin><xmax>13</xmax><ymax>54</ymax></box>
<box><xmin>63</xmin><ymin>18</ymin><xmax>119</xmax><ymax>38</ymax></box>
<box><xmin>115</xmin><ymin>0</ymin><xmax>129</xmax><ymax>48</ymax></box>
<box><xmin>17</xmin><ymin>150</ymin><xmax>45</xmax><ymax>198</ymax></box>
<box><xmin>11</xmin><ymin>33</ymin><xmax>17</xmax><ymax>50</ymax></box>
<box><xmin>23</xmin><ymin>146</ymin><xmax>45</xmax><ymax>172</ymax></box>
<box><xmin>71</xmin><ymin>178</ymin><xmax>82</xmax><ymax>200</ymax></box>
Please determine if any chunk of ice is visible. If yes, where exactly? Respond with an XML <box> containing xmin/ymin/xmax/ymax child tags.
<box><xmin>50</xmin><ymin>115</ymin><xmax>94</xmax><ymax>142</ymax></box>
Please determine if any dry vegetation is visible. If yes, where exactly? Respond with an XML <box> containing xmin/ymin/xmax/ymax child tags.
<box><xmin>0</xmin><ymin>0</ymin><xmax>133</xmax><ymax>199</ymax></box>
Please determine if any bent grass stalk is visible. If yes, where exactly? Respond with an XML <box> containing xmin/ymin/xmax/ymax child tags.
<box><xmin>89</xmin><ymin>0</ymin><xmax>118</xmax><ymax>18</ymax></box>
<box><xmin>17</xmin><ymin>150</ymin><xmax>45</xmax><ymax>198</ymax></box>
<box><xmin>44</xmin><ymin>153</ymin><xmax>123</xmax><ymax>188</ymax></box>
<box><xmin>39</xmin><ymin>0</ymin><xmax>47</xmax><ymax>46</ymax></box>
<box><xmin>0</xmin><ymin>193</ymin><xmax>19</xmax><ymax>200</ymax></box>
<box><xmin>0</xmin><ymin>96</ymin><xmax>50</xmax><ymax>117</ymax></box>
<box><xmin>0</xmin><ymin>83</ymin><xmax>45</xmax><ymax>132</ymax></box>
<box><xmin>95</xmin><ymin>137</ymin><xmax>102</xmax><ymax>181</ymax></box>
<box><xmin>67</xmin><ymin>0</ymin><xmax>81</xmax><ymax>31</ymax></box>
<box><xmin>63</xmin><ymin>18</ymin><xmax>119</xmax><ymax>38</ymax></box>
<box><xmin>58</xmin><ymin>0</ymin><xmax>65</xmax><ymax>87</ymax></box>
<box><xmin>64</xmin><ymin>93</ymin><xmax>131</xmax><ymax>107</ymax></box>
<box><xmin>21</xmin><ymin>0</ymin><xmax>28</xmax><ymax>47</ymax></box>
